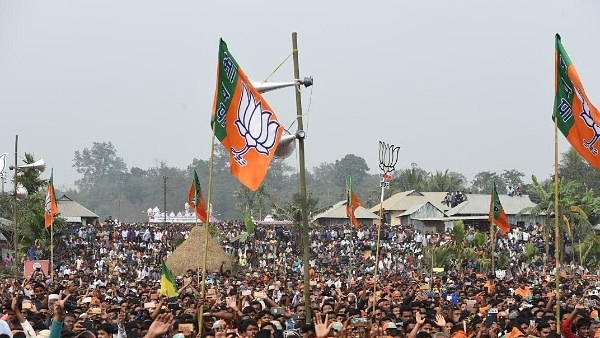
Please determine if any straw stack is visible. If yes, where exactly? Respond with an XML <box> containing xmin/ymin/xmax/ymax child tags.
<box><xmin>165</xmin><ymin>226</ymin><xmax>232</xmax><ymax>276</ymax></box>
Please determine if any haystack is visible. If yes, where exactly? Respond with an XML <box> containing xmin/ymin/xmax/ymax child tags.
<box><xmin>165</xmin><ymin>226</ymin><xmax>232</xmax><ymax>276</ymax></box>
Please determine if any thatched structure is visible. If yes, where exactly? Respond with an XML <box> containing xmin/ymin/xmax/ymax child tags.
<box><xmin>165</xmin><ymin>226</ymin><xmax>232</xmax><ymax>276</ymax></box>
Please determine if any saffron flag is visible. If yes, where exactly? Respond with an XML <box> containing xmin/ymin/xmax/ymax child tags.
<box><xmin>187</xmin><ymin>169</ymin><xmax>208</xmax><ymax>223</ymax></box>
<box><xmin>44</xmin><ymin>169</ymin><xmax>58</xmax><ymax>228</ymax></box>
<box><xmin>554</xmin><ymin>34</ymin><xmax>600</xmax><ymax>169</ymax></box>
<box><xmin>346</xmin><ymin>175</ymin><xmax>361</xmax><ymax>229</ymax></box>
<box><xmin>160</xmin><ymin>260</ymin><xmax>179</xmax><ymax>297</ymax></box>
<box><xmin>489</xmin><ymin>182</ymin><xmax>510</xmax><ymax>234</ymax></box>
<box><xmin>211</xmin><ymin>39</ymin><xmax>284</xmax><ymax>191</ymax></box>
<box><xmin>244</xmin><ymin>212</ymin><xmax>255</xmax><ymax>235</ymax></box>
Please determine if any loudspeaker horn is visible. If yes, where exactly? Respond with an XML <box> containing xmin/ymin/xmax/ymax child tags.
<box><xmin>16</xmin><ymin>159</ymin><xmax>46</xmax><ymax>172</ymax></box>
<box><xmin>274</xmin><ymin>131</ymin><xmax>297</xmax><ymax>159</ymax></box>
<box><xmin>13</xmin><ymin>186</ymin><xmax>28</xmax><ymax>201</ymax></box>
<box><xmin>253</xmin><ymin>77</ymin><xmax>314</xmax><ymax>94</ymax></box>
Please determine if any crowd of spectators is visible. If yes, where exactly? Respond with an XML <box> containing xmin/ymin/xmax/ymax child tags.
<box><xmin>441</xmin><ymin>193</ymin><xmax>467</xmax><ymax>208</ymax></box>
<box><xmin>0</xmin><ymin>218</ymin><xmax>597</xmax><ymax>338</ymax></box>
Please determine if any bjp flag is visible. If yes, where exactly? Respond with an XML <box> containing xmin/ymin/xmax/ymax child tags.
<box><xmin>211</xmin><ymin>39</ymin><xmax>284</xmax><ymax>191</ymax></box>
<box><xmin>187</xmin><ymin>169</ymin><xmax>208</xmax><ymax>224</ymax></box>
<box><xmin>44</xmin><ymin>169</ymin><xmax>58</xmax><ymax>228</ymax></box>
<box><xmin>346</xmin><ymin>174</ymin><xmax>362</xmax><ymax>229</ymax></box>
<box><xmin>554</xmin><ymin>34</ymin><xmax>600</xmax><ymax>169</ymax></box>
<box><xmin>489</xmin><ymin>182</ymin><xmax>510</xmax><ymax>234</ymax></box>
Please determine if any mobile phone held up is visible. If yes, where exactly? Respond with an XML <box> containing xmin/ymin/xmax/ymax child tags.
<box><xmin>350</xmin><ymin>317</ymin><xmax>368</xmax><ymax>327</ymax></box>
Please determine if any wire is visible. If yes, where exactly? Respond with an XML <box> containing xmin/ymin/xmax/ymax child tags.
<box><xmin>262</xmin><ymin>49</ymin><xmax>297</xmax><ymax>83</ymax></box>
<box><xmin>286</xmin><ymin>84</ymin><xmax>314</xmax><ymax>131</ymax></box>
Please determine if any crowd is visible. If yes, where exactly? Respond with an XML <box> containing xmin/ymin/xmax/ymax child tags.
<box><xmin>0</xmin><ymin>217</ymin><xmax>597</xmax><ymax>338</ymax></box>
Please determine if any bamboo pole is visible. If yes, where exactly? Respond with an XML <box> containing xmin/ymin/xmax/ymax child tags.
<box><xmin>372</xmin><ymin>183</ymin><xmax>385</xmax><ymax>314</ymax></box>
<box><xmin>199</xmin><ymin>129</ymin><xmax>217</xmax><ymax>333</ymax></box>
<box><xmin>292</xmin><ymin>32</ymin><xmax>312</xmax><ymax>324</ymax></box>
<box><xmin>554</xmin><ymin>118</ymin><xmax>561</xmax><ymax>333</ymax></box>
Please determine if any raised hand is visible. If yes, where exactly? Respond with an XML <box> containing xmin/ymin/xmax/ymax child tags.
<box><xmin>433</xmin><ymin>314</ymin><xmax>446</xmax><ymax>328</ymax></box>
<box><xmin>314</xmin><ymin>313</ymin><xmax>334</xmax><ymax>338</ymax></box>
<box><xmin>145</xmin><ymin>312</ymin><xmax>174</xmax><ymax>338</ymax></box>
<box><xmin>415</xmin><ymin>312</ymin><xmax>425</xmax><ymax>326</ymax></box>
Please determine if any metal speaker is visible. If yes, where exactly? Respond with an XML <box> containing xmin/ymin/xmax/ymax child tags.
<box><xmin>253</xmin><ymin>81</ymin><xmax>297</xmax><ymax>94</ymax></box>
<box><xmin>274</xmin><ymin>131</ymin><xmax>297</xmax><ymax>159</ymax></box>
<box><xmin>253</xmin><ymin>77</ymin><xmax>313</xmax><ymax>94</ymax></box>
<box><xmin>17</xmin><ymin>159</ymin><xmax>46</xmax><ymax>172</ymax></box>
<box><xmin>13</xmin><ymin>186</ymin><xmax>28</xmax><ymax>201</ymax></box>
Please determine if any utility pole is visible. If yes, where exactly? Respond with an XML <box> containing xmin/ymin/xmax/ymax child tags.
<box><xmin>13</xmin><ymin>135</ymin><xmax>18</xmax><ymax>264</ymax></box>
<box><xmin>292</xmin><ymin>32</ymin><xmax>312</xmax><ymax>324</ymax></box>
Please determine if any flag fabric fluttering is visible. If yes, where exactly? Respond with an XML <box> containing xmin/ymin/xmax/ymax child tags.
<box><xmin>187</xmin><ymin>169</ymin><xmax>208</xmax><ymax>224</ymax></box>
<box><xmin>44</xmin><ymin>169</ymin><xmax>58</xmax><ymax>228</ymax></box>
<box><xmin>346</xmin><ymin>175</ymin><xmax>362</xmax><ymax>229</ymax></box>
<box><xmin>211</xmin><ymin>39</ymin><xmax>284</xmax><ymax>191</ymax></box>
<box><xmin>489</xmin><ymin>182</ymin><xmax>510</xmax><ymax>234</ymax></box>
<box><xmin>244</xmin><ymin>212</ymin><xmax>255</xmax><ymax>235</ymax></box>
<box><xmin>160</xmin><ymin>260</ymin><xmax>179</xmax><ymax>297</ymax></box>
<box><xmin>554</xmin><ymin>34</ymin><xmax>600</xmax><ymax>169</ymax></box>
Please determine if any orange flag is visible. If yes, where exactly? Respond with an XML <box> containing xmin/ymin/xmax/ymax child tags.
<box><xmin>44</xmin><ymin>169</ymin><xmax>58</xmax><ymax>228</ymax></box>
<box><xmin>554</xmin><ymin>34</ymin><xmax>600</xmax><ymax>168</ymax></box>
<box><xmin>346</xmin><ymin>175</ymin><xmax>362</xmax><ymax>229</ymax></box>
<box><xmin>489</xmin><ymin>182</ymin><xmax>510</xmax><ymax>234</ymax></box>
<box><xmin>211</xmin><ymin>39</ymin><xmax>283</xmax><ymax>191</ymax></box>
<box><xmin>187</xmin><ymin>169</ymin><xmax>208</xmax><ymax>224</ymax></box>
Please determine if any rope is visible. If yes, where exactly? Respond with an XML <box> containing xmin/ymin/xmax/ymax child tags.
<box><xmin>262</xmin><ymin>49</ymin><xmax>297</xmax><ymax>83</ymax></box>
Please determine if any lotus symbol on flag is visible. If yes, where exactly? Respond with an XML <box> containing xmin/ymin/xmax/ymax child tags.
<box><xmin>575</xmin><ymin>86</ymin><xmax>600</xmax><ymax>155</ymax></box>
<box><xmin>232</xmin><ymin>83</ymin><xmax>281</xmax><ymax>165</ymax></box>
<box><xmin>45</xmin><ymin>192</ymin><xmax>52</xmax><ymax>214</ymax></box>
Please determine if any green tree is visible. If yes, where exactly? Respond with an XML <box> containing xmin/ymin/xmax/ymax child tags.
<box><xmin>233</xmin><ymin>185</ymin><xmax>271</xmax><ymax>220</ymax></box>
<box><xmin>501</xmin><ymin>169</ymin><xmax>525</xmax><ymax>192</ymax></box>
<box><xmin>559</xmin><ymin>147</ymin><xmax>600</xmax><ymax>194</ymax></box>
<box><xmin>390</xmin><ymin>163</ymin><xmax>429</xmax><ymax>192</ymax></box>
<box><xmin>18</xmin><ymin>153</ymin><xmax>46</xmax><ymax>195</ymax></box>
<box><xmin>471</xmin><ymin>171</ymin><xmax>503</xmax><ymax>194</ymax></box>
<box><xmin>422</xmin><ymin>170</ymin><xmax>466</xmax><ymax>192</ymax></box>
<box><xmin>518</xmin><ymin>175</ymin><xmax>600</xmax><ymax>262</ymax></box>
<box><xmin>73</xmin><ymin>142</ymin><xmax>127</xmax><ymax>191</ymax></box>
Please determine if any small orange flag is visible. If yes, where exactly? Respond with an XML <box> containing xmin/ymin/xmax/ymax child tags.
<box><xmin>187</xmin><ymin>169</ymin><xmax>208</xmax><ymax>224</ymax></box>
<box><xmin>489</xmin><ymin>182</ymin><xmax>510</xmax><ymax>234</ymax></box>
<box><xmin>44</xmin><ymin>169</ymin><xmax>58</xmax><ymax>228</ymax></box>
<box><xmin>346</xmin><ymin>175</ymin><xmax>362</xmax><ymax>229</ymax></box>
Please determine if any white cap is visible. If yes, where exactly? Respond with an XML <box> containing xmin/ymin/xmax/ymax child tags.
<box><xmin>48</xmin><ymin>294</ymin><xmax>60</xmax><ymax>300</ymax></box>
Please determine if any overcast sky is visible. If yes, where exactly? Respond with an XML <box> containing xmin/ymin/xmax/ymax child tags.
<box><xmin>1</xmin><ymin>1</ymin><xmax>600</xmax><ymax>190</ymax></box>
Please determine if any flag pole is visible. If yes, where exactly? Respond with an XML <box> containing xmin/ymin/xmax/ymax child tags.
<box><xmin>292</xmin><ymin>31</ymin><xmax>312</xmax><ymax>324</ymax></box>
<box><xmin>373</xmin><ymin>180</ymin><xmax>385</xmax><ymax>314</ymax></box>
<box><xmin>346</xmin><ymin>176</ymin><xmax>354</xmax><ymax>281</ymax></box>
<box><xmin>553</xmin><ymin>117</ymin><xmax>561</xmax><ymax>333</ymax></box>
<box><xmin>199</xmin><ymin>127</ymin><xmax>217</xmax><ymax>333</ymax></box>
<box><xmin>50</xmin><ymin>223</ymin><xmax>53</xmax><ymax>282</ymax></box>
<box><xmin>490</xmin><ymin>211</ymin><xmax>495</xmax><ymax>273</ymax></box>
<box><xmin>373</xmin><ymin>142</ymin><xmax>399</xmax><ymax>314</ymax></box>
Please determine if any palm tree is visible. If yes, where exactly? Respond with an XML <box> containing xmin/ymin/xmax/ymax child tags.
<box><xmin>422</xmin><ymin>170</ymin><xmax>465</xmax><ymax>192</ymax></box>
<box><xmin>519</xmin><ymin>175</ymin><xmax>600</xmax><ymax>263</ymax></box>
<box><xmin>575</xmin><ymin>234</ymin><xmax>600</xmax><ymax>267</ymax></box>
<box><xmin>450</xmin><ymin>221</ymin><xmax>467</xmax><ymax>268</ymax></box>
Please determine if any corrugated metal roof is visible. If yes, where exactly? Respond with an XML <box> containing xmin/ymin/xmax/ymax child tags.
<box><xmin>445</xmin><ymin>194</ymin><xmax>537</xmax><ymax>216</ymax></box>
<box><xmin>313</xmin><ymin>200</ymin><xmax>379</xmax><ymax>220</ymax></box>
<box><xmin>398</xmin><ymin>201</ymin><xmax>445</xmax><ymax>217</ymax></box>
<box><xmin>56</xmin><ymin>195</ymin><xmax>99</xmax><ymax>218</ymax></box>
<box><xmin>370</xmin><ymin>190</ymin><xmax>449</xmax><ymax>213</ymax></box>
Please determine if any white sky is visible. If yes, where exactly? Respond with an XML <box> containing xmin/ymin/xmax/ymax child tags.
<box><xmin>1</xmin><ymin>1</ymin><xmax>600</xmax><ymax>190</ymax></box>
